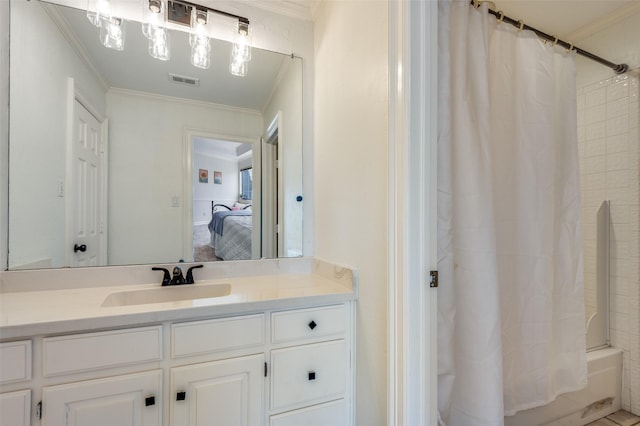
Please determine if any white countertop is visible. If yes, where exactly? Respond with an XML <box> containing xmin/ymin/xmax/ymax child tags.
<box><xmin>0</xmin><ymin>258</ymin><xmax>357</xmax><ymax>339</ymax></box>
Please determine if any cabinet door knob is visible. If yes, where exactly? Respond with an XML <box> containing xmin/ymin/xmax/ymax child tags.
<box><xmin>308</xmin><ymin>320</ymin><xmax>317</xmax><ymax>330</ymax></box>
<box><xmin>145</xmin><ymin>396</ymin><xmax>155</xmax><ymax>407</ymax></box>
<box><xmin>308</xmin><ymin>371</ymin><xmax>316</xmax><ymax>381</ymax></box>
<box><xmin>176</xmin><ymin>391</ymin><xmax>186</xmax><ymax>401</ymax></box>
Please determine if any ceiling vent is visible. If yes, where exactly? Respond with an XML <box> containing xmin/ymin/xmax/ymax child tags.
<box><xmin>168</xmin><ymin>73</ymin><xmax>200</xmax><ymax>87</ymax></box>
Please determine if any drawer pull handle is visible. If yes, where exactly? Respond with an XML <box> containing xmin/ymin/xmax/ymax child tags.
<box><xmin>145</xmin><ymin>396</ymin><xmax>156</xmax><ymax>407</ymax></box>
<box><xmin>308</xmin><ymin>320</ymin><xmax>317</xmax><ymax>330</ymax></box>
<box><xmin>308</xmin><ymin>371</ymin><xmax>316</xmax><ymax>381</ymax></box>
<box><xmin>176</xmin><ymin>391</ymin><xmax>186</xmax><ymax>401</ymax></box>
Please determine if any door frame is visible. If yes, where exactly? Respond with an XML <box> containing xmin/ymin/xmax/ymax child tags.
<box><xmin>388</xmin><ymin>0</ymin><xmax>438</xmax><ymax>424</ymax></box>
<box><xmin>263</xmin><ymin>112</ymin><xmax>284</xmax><ymax>258</ymax></box>
<box><xmin>65</xmin><ymin>78</ymin><xmax>108</xmax><ymax>267</ymax></box>
<box><xmin>182</xmin><ymin>128</ymin><xmax>261</xmax><ymax>261</ymax></box>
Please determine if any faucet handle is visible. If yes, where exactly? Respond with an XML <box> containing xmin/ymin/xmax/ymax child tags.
<box><xmin>152</xmin><ymin>267</ymin><xmax>171</xmax><ymax>286</ymax></box>
<box><xmin>172</xmin><ymin>266</ymin><xmax>186</xmax><ymax>285</ymax></box>
<box><xmin>186</xmin><ymin>264</ymin><xmax>204</xmax><ymax>284</ymax></box>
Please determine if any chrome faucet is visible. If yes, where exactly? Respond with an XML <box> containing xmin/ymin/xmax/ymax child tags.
<box><xmin>152</xmin><ymin>265</ymin><xmax>203</xmax><ymax>286</ymax></box>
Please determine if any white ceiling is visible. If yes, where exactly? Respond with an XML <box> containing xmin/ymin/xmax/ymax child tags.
<box><xmin>473</xmin><ymin>0</ymin><xmax>637</xmax><ymax>38</ymax></box>
<box><xmin>193</xmin><ymin>137</ymin><xmax>251</xmax><ymax>159</ymax></box>
<box><xmin>56</xmin><ymin>4</ymin><xmax>292</xmax><ymax>110</ymax></box>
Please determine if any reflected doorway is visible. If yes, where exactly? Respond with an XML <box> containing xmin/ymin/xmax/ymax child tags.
<box><xmin>191</xmin><ymin>137</ymin><xmax>253</xmax><ymax>262</ymax></box>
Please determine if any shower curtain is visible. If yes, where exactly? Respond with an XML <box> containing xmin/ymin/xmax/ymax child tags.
<box><xmin>437</xmin><ymin>1</ymin><xmax>587</xmax><ymax>425</ymax></box>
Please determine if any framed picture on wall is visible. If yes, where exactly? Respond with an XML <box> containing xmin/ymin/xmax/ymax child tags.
<box><xmin>214</xmin><ymin>171</ymin><xmax>222</xmax><ymax>184</ymax></box>
<box><xmin>199</xmin><ymin>169</ymin><xmax>208</xmax><ymax>183</ymax></box>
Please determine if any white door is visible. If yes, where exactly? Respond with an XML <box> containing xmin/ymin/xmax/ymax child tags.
<box><xmin>0</xmin><ymin>390</ymin><xmax>31</xmax><ymax>426</ymax></box>
<box><xmin>171</xmin><ymin>354</ymin><xmax>264</xmax><ymax>426</ymax></box>
<box><xmin>42</xmin><ymin>370</ymin><xmax>162</xmax><ymax>426</ymax></box>
<box><xmin>70</xmin><ymin>99</ymin><xmax>104</xmax><ymax>267</ymax></box>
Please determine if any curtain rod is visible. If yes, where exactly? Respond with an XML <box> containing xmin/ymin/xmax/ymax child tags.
<box><xmin>470</xmin><ymin>0</ymin><xmax>629</xmax><ymax>74</ymax></box>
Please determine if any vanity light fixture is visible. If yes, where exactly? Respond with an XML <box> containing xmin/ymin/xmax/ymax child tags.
<box><xmin>189</xmin><ymin>7</ymin><xmax>211</xmax><ymax>69</ymax></box>
<box><xmin>86</xmin><ymin>0</ymin><xmax>112</xmax><ymax>27</ymax></box>
<box><xmin>88</xmin><ymin>0</ymin><xmax>252</xmax><ymax>74</ymax></box>
<box><xmin>87</xmin><ymin>0</ymin><xmax>126</xmax><ymax>51</ymax></box>
<box><xmin>143</xmin><ymin>0</ymin><xmax>170</xmax><ymax>61</ymax></box>
<box><xmin>99</xmin><ymin>17</ymin><xmax>126</xmax><ymax>51</ymax></box>
<box><xmin>229</xmin><ymin>19</ymin><xmax>251</xmax><ymax>76</ymax></box>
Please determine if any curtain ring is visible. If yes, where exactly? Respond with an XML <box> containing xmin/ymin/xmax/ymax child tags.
<box><xmin>497</xmin><ymin>10</ymin><xmax>504</xmax><ymax>23</ymax></box>
<box><xmin>567</xmin><ymin>42</ymin><xmax>574</xmax><ymax>52</ymax></box>
<box><xmin>552</xmin><ymin>35</ymin><xmax>559</xmax><ymax>46</ymax></box>
<box><xmin>517</xmin><ymin>20</ymin><xmax>524</xmax><ymax>31</ymax></box>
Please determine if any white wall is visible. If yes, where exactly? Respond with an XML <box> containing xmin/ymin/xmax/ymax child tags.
<box><xmin>0</xmin><ymin>0</ymin><xmax>8</xmax><ymax>271</ymax></box>
<box><xmin>8</xmin><ymin>0</ymin><xmax>106</xmax><ymax>269</ymax></box>
<box><xmin>576</xmin><ymin>8</ymin><xmax>640</xmax><ymax>415</ymax></box>
<box><xmin>313</xmin><ymin>1</ymin><xmax>389</xmax><ymax>424</ymax></box>
<box><xmin>263</xmin><ymin>58</ymin><xmax>304</xmax><ymax>257</ymax></box>
<box><xmin>106</xmin><ymin>89</ymin><xmax>263</xmax><ymax>265</ymax></box>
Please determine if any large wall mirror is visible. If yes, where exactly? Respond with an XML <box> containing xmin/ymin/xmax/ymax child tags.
<box><xmin>8</xmin><ymin>0</ymin><xmax>303</xmax><ymax>270</ymax></box>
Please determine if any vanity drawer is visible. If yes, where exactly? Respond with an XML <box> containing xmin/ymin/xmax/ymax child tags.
<box><xmin>271</xmin><ymin>305</ymin><xmax>345</xmax><ymax>344</ymax></box>
<box><xmin>270</xmin><ymin>399</ymin><xmax>345</xmax><ymax>426</ymax></box>
<box><xmin>171</xmin><ymin>314</ymin><xmax>265</xmax><ymax>358</ymax></box>
<box><xmin>43</xmin><ymin>326</ymin><xmax>162</xmax><ymax>376</ymax></box>
<box><xmin>0</xmin><ymin>340</ymin><xmax>32</xmax><ymax>384</ymax></box>
<box><xmin>270</xmin><ymin>340</ymin><xmax>346</xmax><ymax>411</ymax></box>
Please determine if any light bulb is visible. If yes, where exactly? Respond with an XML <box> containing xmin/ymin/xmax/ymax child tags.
<box><xmin>87</xmin><ymin>0</ymin><xmax>111</xmax><ymax>26</ymax></box>
<box><xmin>191</xmin><ymin>38</ymin><xmax>211</xmax><ymax>69</ymax></box>
<box><xmin>142</xmin><ymin>0</ymin><xmax>165</xmax><ymax>39</ymax></box>
<box><xmin>148</xmin><ymin>27</ymin><xmax>170</xmax><ymax>61</ymax></box>
<box><xmin>189</xmin><ymin>8</ymin><xmax>209</xmax><ymax>47</ymax></box>
<box><xmin>99</xmin><ymin>17</ymin><xmax>125</xmax><ymax>51</ymax></box>
<box><xmin>232</xmin><ymin>20</ymin><xmax>252</xmax><ymax>62</ymax></box>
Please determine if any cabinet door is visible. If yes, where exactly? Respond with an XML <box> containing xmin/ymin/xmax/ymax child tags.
<box><xmin>171</xmin><ymin>354</ymin><xmax>263</xmax><ymax>426</ymax></box>
<box><xmin>42</xmin><ymin>370</ymin><xmax>162</xmax><ymax>426</ymax></box>
<box><xmin>0</xmin><ymin>389</ymin><xmax>31</xmax><ymax>426</ymax></box>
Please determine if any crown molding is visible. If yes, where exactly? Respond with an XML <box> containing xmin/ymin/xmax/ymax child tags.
<box><xmin>40</xmin><ymin>3</ymin><xmax>110</xmax><ymax>93</ymax></box>
<box><xmin>107</xmin><ymin>87</ymin><xmax>263</xmax><ymax>116</ymax></box>
<box><xmin>233</xmin><ymin>0</ymin><xmax>313</xmax><ymax>22</ymax></box>
<box><xmin>564</xmin><ymin>1</ymin><xmax>640</xmax><ymax>42</ymax></box>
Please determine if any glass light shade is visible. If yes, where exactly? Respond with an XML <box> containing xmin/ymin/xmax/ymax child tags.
<box><xmin>191</xmin><ymin>38</ymin><xmax>211</xmax><ymax>69</ymax></box>
<box><xmin>189</xmin><ymin>8</ymin><xmax>209</xmax><ymax>46</ymax></box>
<box><xmin>148</xmin><ymin>27</ymin><xmax>170</xmax><ymax>61</ymax></box>
<box><xmin>229</xmin><ymin>58</ymin><xmax>248</xmax><ymax>77</ymax></box>
<box><xmin>232</xmin><ymin>21</ymin><xmax>252</xmax><ymax>62</ymax></box>
<box><xmin>87</xmin><ymin>0</ymin><xmax>111</xmax><ymax>26</ymax></box>
<box><xmin>99</xmin><ymin>17</ymin><xmax>125</xmax><ymax>51</ymax></box>
<box><xmin>142</xmin><ymin>0</ymin><xmax>165</xmax><ymax>39</ymax></box>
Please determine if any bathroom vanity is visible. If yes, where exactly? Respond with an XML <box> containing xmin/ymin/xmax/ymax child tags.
<box><xmin>0</xmin><ymin>258</ymin><xmax>357</xmax><ymax>426</ymax></box>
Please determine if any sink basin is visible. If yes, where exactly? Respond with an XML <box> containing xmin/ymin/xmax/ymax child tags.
<box><xmin>101</xmin><ymin>284</ymin><xmax>231</xmax><ymax>307</ymax></box>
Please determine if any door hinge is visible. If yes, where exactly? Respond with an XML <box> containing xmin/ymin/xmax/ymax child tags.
<box><xmin>36</xmin><ymin>401</ymin><xmax>42</xmax><ymax>419</ymax></box>
<box><xmin>264</xmin><ymin>362</ymin><xmax>268</xmax><ymax>377</ymax></box>
<box><xmin>429</xmin><ymin>270</ymin><xmax>439</xmax><ymax>288</ymax></box>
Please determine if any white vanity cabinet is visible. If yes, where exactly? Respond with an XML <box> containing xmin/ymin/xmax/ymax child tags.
<box><xmin>39</xmin><ymin>326</ymin><xmax>164</xmax><ymax>426</ymax></box>
<box><xmin>41</xmin><ymin>370</ymin><xmax>163</xmax><ymax>426</ymax></box>
<box><xmin>0</xmin><ymin>340</ymin><xmax>32</xmax><ymax>426</ymax></box>
<box><xmin>0</xmin><ymin>389</ymin><xmax>31</xmax><ymax>426</ymax></box>
<box><xmin>170</xmin><ymin>355</ymin><xmax>264</xmax><ymax>426</ymax></box>
<box><xmin>0</xmin><ymin>301</ymin><xmax>353</xmax><ymax>426</ymax></box>
<box><xmin>269</xmin><ymin>305</ymin><xmax>350</xmax><ymax>425</ymax></box>
<box><xmin>169</xmin><ymin>314</ymin><xmax>266</xmax><ymax>426</ymax></box>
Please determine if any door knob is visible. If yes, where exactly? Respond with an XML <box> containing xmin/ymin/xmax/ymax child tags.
<box><xmin>73</xmin><ymin>244</ymin><xmax>87</xmax><ymax>253</ymax></box>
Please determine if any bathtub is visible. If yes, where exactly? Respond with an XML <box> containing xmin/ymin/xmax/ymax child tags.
<box><xmin>504</xmin><ymin>348</ymin><xmax>622</xmax><ymax>426</ymax></box>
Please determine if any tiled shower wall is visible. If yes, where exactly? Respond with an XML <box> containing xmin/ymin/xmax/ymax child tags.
<box><xmin>577</xmin><ymin>73</ymin><xmax>640</xmax><ymax>414</ymax></box>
